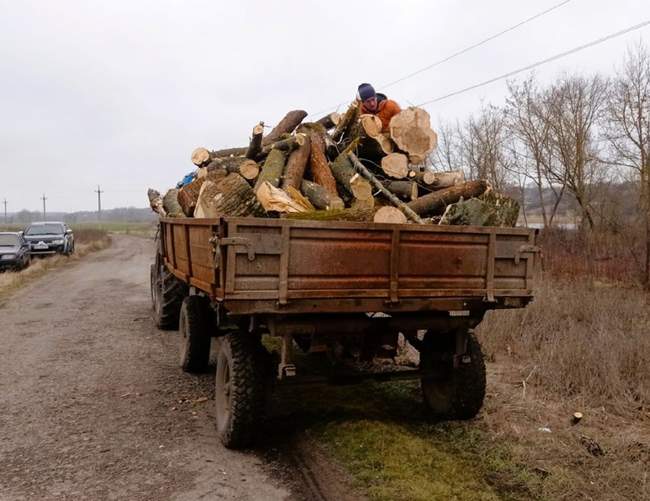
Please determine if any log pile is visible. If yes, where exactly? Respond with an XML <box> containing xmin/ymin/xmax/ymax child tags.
<box><xmin>147</xmin><ymin>104</ymin><xmax>519</xmax><ymax>227</ymax></box>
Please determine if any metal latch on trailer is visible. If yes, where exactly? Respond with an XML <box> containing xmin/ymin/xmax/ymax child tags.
<box><xmin>209</xmin><ymin>235</ymin><xmax>256</xmax><ymax>264</ymax></box>
<box><xmin>515</xmin><ymin>244</ymin><xmax>541</xmax><ymax>264</ymax></box>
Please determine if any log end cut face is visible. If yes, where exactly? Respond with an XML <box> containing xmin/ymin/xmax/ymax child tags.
<box><xmin>389</xmin><ymin>107</ymin><xmax>438</xmax><ymax>164</ymax></box>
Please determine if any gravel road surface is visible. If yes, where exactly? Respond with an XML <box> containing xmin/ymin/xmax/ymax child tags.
<box><xmin>0</xmin><ymin>235</ymin><xmax>303</xmax><ymax>501</ymax></box>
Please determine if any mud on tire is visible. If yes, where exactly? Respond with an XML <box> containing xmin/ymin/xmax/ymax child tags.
<box><xmin>420</xmin><ymin>329</ymin><xmax>486</xmax><ymax>420</ymax></box>
<box><xmin>179</xmin><ymin>295</ymin><xmax>212</xmax><ymax>373</ymax></box>
<box><xmin>214</xmin><ymin>333</ymin><xmax>268</xmax><ymax>449</ymax></box>
<box><xmin>151</xmin><ymin>258</ymin><xmax>186</xmax><ymax>330</ymax></box>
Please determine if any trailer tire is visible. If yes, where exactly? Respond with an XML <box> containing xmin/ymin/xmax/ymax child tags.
<box><xmin>179</xmin><ymin>296</ymin><xmax>212</xmax><ymax>373</ymax></box>
<box><xmin>214</xmin><ymin>333</ymin><xmax>267</xmax><ymax>449</ymax></box>
<box><xmin>420</xmin><ymin>330</ymin><xmax>486</xmax><ymax>420</ymax></box>
<box><xmin>151</xmin><ymin>260</ymin><xmax>186</xmax><ymax>330</ymax></box>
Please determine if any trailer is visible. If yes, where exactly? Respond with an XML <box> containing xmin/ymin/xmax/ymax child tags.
<box><xmin>150</xmin><ymin>216</ymin><xmax>540</xmax><ymax>448</ymax></box>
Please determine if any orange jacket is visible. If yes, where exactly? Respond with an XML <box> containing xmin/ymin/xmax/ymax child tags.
<box><xmin>359</xmin><ymin>98</ymin><xmax>401</xmax><ymax>131</ymax></box>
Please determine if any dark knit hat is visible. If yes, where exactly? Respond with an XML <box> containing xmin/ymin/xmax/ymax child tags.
<box><xmin>358</xmin><ymin>83</ymin><xmax>376</xmax><ymax>101</ymax></box>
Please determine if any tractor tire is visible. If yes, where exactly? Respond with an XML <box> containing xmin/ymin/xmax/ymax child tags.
<box><xmin>420</xmin><ymin>329</ymin><xmax>486</xmax><ymax>420</ymax></box>
<box><xmin>151</xmin><ymin>261</ymin><xmax>186</xmax><ymax>330</ymax></box>
<box><xmin>179</xmin><ymin>295</ymin><xmax>212</xmax><ymax>373</ymax></box>
<box><xmin>214</xmin><ymin>333</ymin><xmax>268</xmax><ymax>449</ymax></box>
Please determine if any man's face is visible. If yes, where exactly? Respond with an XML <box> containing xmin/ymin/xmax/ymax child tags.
<box><xmin>363</xmin><ymin>96</ymin><xmax>378</xmax><ymax>112</ymax></box>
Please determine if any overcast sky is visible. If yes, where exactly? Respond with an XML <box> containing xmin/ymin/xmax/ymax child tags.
<box><xmin>1</xmin><ymin>0</ymin><xmax>648</xmax><ymax>213</ymax></box>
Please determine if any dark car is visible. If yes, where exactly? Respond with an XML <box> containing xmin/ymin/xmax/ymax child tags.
<box><xmin>23</xmin><ymin>222</ymin><xmax>75</xmax><ymax>255</ymax></box>
<box><xmin>0</xmin><ymin>232</ymin><xmax>31</xmax><ymax>271</ymax></box>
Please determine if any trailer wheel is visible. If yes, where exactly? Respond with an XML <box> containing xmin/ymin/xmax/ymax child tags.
<box><xmin>179</xmin><ymin>296</ymin><xmax>212</xmax><ymax>373</ymax></box>
<box><xmin>214</xmin><ymin>333</ymin><xmax>267</xmax><ymax>449</ymax></box>
<box><xmin>420</xmin><ymin>330</ymin><xmax>486</xmax><ymax>420</ymax></box>
<box><xmin>151</xmin><ymin>260</ymin><xmax>186</xmax><ymax>330</ymax></box>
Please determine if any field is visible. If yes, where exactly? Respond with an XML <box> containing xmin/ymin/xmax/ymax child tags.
<box><xmin>265</xmin><ymin>229</ymin><xmax>649</xmax><ymax>501</ymax></box>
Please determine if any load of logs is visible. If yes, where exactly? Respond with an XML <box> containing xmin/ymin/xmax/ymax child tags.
<box><xmin>147</xmin><ymin>103</ymin><xmax>518</xmax><ymax>226</ymax></box>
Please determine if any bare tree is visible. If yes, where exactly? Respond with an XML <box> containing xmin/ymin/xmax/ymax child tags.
<box><xmin>505</xmin><ymin>76</ymin><xmax>566</xmax><ymax>227</ymax></box>
<box><xmin>545</xmin><ymin>74</ymin><xmax>609</xmax><ymax>229</ymax></box>
<box><xmin>459</xmin><ymin>104</ymin><xmax>510</xmax><ymax>190</ymax></box>
<box><xmin>605</xmin><ymin>41</ymin><xmax>650</xmax><ymax>288</ymax></box>
<box><xmin>431</xmin><ymin>119</ymin><xmax>462</xmax><ymax>173</ymax></box>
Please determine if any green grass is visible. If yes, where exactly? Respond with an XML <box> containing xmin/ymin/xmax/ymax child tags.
<box><xmin>266</xmin><ymin>348</ymin><xmax>541</xmax><ymax>501</ymax></box>
<box><xmin>0</xmin><ymin>221</ymin><xmax>155</xmax><ymax>237</ymax></box>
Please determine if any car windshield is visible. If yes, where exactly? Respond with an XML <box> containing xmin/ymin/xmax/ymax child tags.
<box><xmin>0</xmin><ymin>235</ymin><xmax>19</xmax><ymax>246</ymax></box>
<box><xmin>25</xmin><ymin>224</ymin><xmax>64</xmax><ymax>236</ymax></box>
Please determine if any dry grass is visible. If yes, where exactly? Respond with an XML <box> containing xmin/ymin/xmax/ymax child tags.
<box><xmin>0</xmin><ymin>229</ymin><xmax>111</xmax><ymax>300</ymax></box>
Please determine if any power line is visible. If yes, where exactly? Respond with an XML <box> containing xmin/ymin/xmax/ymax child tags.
<box><xmin>308</xmin><ymin>0</ymin><xmax>573</xmax><ymax>118</ymax></box>
<box><xmin>41</xmin><ymin>194</ymin><xmax>47</xmax><ymax>221</ymax></box>
<box><xmin>417</xmin><ymin>19</ymin><xmax>650</xmax><ymax>107</ymax></box>
<box><xmin>3</xmin><ymin>199</ymin><xmax>7</xmax><ymax>223</ymax></box>
<box><xmin>379</xmin><ymin>0</ymin><xmax>573</xmax><ymax>91</ymax></box>
<box><xmin>95</xmin><ymin>185</ymin><xmax>104</xmax><ymax>220</ymax></box>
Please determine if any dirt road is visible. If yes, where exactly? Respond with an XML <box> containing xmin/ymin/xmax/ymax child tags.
<box><xmin>0</xmin><ymin>235</ymin><xmax>302</xmax><ymax>501</ymax></box>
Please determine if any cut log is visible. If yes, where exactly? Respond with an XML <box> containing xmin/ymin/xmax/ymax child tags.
<box><xmin>383</xmin><ymin>180</ymin><xmax>418</xmax><ymax>201</ymax></box>
<box><xmin>282</xmin><ymin>135</ymin><xmax>311</xmax><ymax>190</ymax></box>
<box><xmin>332</xmin><ymin>102</ymin><xmax>360</xmax><ymax>142</ymax></box>
<box><xmin>177</xmin><ymin>176</ymin><xmax>206</xmax><ymax>216</ymax></box>
<box><xmin>254</xmin><ymin>149</ymin><xmax>286</xmax><ymax>192</ymax></box>
<box><xmin>263</xmin><ymin>110</ymin><xmax>307</xmax><ymax>145</ymax></box>
<box><xmin>162</xmin><ymin>189</ymin><xmax>184</xmax><ymax>217</ymax></box>
<box><xmin>315</xmin><ymin>112</ymin><xmax>341</xmax><ymax>130</ymax></box>
<box><xmin>211</xmin><ymin>146</ymin><xmax>248</xmax><ymax>158</ymax></box>
<box><xmin>206</xmin><ymin>156</ymin><xmax>259</xmax><ymax>181</ymax></box>
<box><xmin>256</xmin><ymin>182</ymin><xmax>313</xmax><ymax>213</ymax></box>
<box><xmin>309</xmin><ymin>130</ymin><xmax>339</xmax><ymax>198</ymax></box>
<box><xmin>440</xmin><ymin>191</ymin><xmax>519</xmax><ymax>227</ymax></box>
<box><xmin>348</xmin><ymin>153</ymin><xmax>424</xmax><ymax>224</ymax></box>
<box><xmin>191</xmin><ymin>147</ymin><xmax>212</xmax><ymax>167</ymax></box>
<box><xmin>194</xmin><ymin>173</ymin><xmax>263</xmax><ymax>218</ymax></box>
<box><xmin>246</xmin><ymin>122</ymin><xmax>265</xmax><ymax>160</ymax></box>
<box><xmin>374</xmin><ymin>206</ymin><xmax>407</xmax><ymax>224</ymax></box>
<box><xmin>147</xmin><ymin>188</ymin><xmax>166</xmax><ymax>216</ymax></box>
<box><xmin>406</xmin><ymin>180</ymin><xmax>489</xmax><ymax>216</ymax></box>
<box><xmin>330</xmin><ymin>152</ymin><xmax>373</xmax><ymax>202</ymax></box>
<box><xmin>259</xmin><ymin>133</ymin><xmax>306</xmax><ymax>159</ymax></box>
<box><xmin>284</xmin><ymin>206</ymin><xmax>374</xmax><ymax>222</ymax></box>
<box><xmin>389</xmin><ymin>107</ymin><xmax>438</xmax><ymax>165</ymax></box>
<box><xmin>360</xmin><ymin>114</ymin><xmax>383</xmax><ymax>138</ymax></box>
<box><xmin>381</xmin><ymin>153</ymin><xmax>409</xmax><ymax>179</ymax></box>
<box><xmin>414</xmin><ymin>170</ymin><xmax>465</xmax><ymax>188</ymax></box>
<box><xmin>300</xmin><ymin>180</ymin><xmax>345</xmax><ymax>210</ymax></box>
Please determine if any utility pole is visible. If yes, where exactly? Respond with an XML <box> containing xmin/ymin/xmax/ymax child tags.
<box><xmin>2</xmin><ymin>199</ymin><xmax>6</xmax><ymax>224</ymax></box>
<box><xmin>41</xmin><ymin>194</ymin><xmax>47</xmax><ymax>221</ymax></box>
<box><xmin>95</xmin><ymin>185</ymin><xmax>104</xmax><ymax>220</ymax></box>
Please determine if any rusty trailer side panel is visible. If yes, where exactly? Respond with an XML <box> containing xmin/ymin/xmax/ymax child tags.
<box><xmin>160</xmin><ymin>217</ymin><xmax>539</xmax><ymax>315</ymax></box>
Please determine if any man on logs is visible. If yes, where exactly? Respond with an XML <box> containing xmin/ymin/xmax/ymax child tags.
<box><xmin>357</xmin><ymin>83</ymin><xmax>401</xmax><ymax>132</ymax></box>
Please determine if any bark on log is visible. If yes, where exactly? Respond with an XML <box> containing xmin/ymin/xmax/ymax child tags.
<box><xmin>383</xmin><ymin>180</ymin><xmax>419</xmax><ymax>201</ymax></box>
<box><xmin>439</xmin><ymin>191</ymin><xmax>519</xmax><ymax>227</ymax></box>
<box><xmin>309</xmin><ymin>130</ymin><xmax>339</xmax><ymax>197</ymax></box>
<box><xmin>177</xmin><ymin>176</ymin><xmax>206</xmax><ymax>216</ymax></box>
<box><xmin>281</xmin><ymin>135</ymin><xmax>311</xmax><ymax>190</ymax></box>
<box><xmin>254</xmin><ymin>149</ymin><xmax>286</xmax><ymax>192</ymax></box>
<box><xmin>389</xmin><ymin>107</ymin><xmax>438</xmax><ymax>165</ymax></box>
<box><xmin>332</xmin><ymin>102</ymin><xmax>360</xmax><ymax>142</ymax></box>
<box><xmin>206</xmin><ymin>156</ymin><xmax>260</xmax><ymax>181</ymax></box>
<box><xmin>374</xmin><ymin>206</ymin><xmax>408</xmax><ymax>224</ymax></box>
<box><xmin>194</xmin><ymin>173</ymin><xmax>263</xmax><ymax>218</ymax></box>
<box><xmin>348</xmin><ymin>153</ymin><xmax>424</xmax><ymax>224</ymax></box>
<box><xmin>284</xmin><ymin>206</ymin><xmax>374</xmax><ymax>222</ymax></box>
<box><xmin>300</xmin><ymin>180</ymin><xmax>345</xmax><ymax>210</ymax></box>
<box><xmin>246</xmin><ymin>122</ymin><xmax>265</xmax><ymax>160</ymax></box>
<box><xmin>315</xmin><ymin>112</ymin><xmax>341</xmax><ymax>130</ymax></box>
<box><xmin>329</xmin><ymin>152</ymin><xmax>373</xmax><ymax>202</ymax></box>
<box><xmin>211</xmin><ymin>146</ymin><xmax>248</xmax><ymax>158</ymax></box>
<box><xmin>406</xmin><ymin>180</ymin><xmax>489</xmax><ymax>216</ymax></box>
<box><xmin>259</xmin><ymin>133</ymin><xmax>306</xmax><ymax>159</ymax></box>
<box><xmin>263</xmin><ymin>110</ymin><xmax>307</xmax><ymax>145</ymax></box>
<box><xmin>381</xmin><ymin>153</ymin><xmax>409</xmax><ymax>179</ymax></box>
<box><xmin>163</xmin><ymin>189</ymin><xmax>184</xmax><ymax>217</ymax></box>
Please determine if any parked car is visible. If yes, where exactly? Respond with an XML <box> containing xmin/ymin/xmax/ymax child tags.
<box><xmin>0</xmin><ymin>232</ymin><xmax>31</xmax><ymax>271</ymax></box>
<box><xmin>23</xmin><ymin>222</ymin><xmax>75</xmax><ymax>255</ymax></box>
